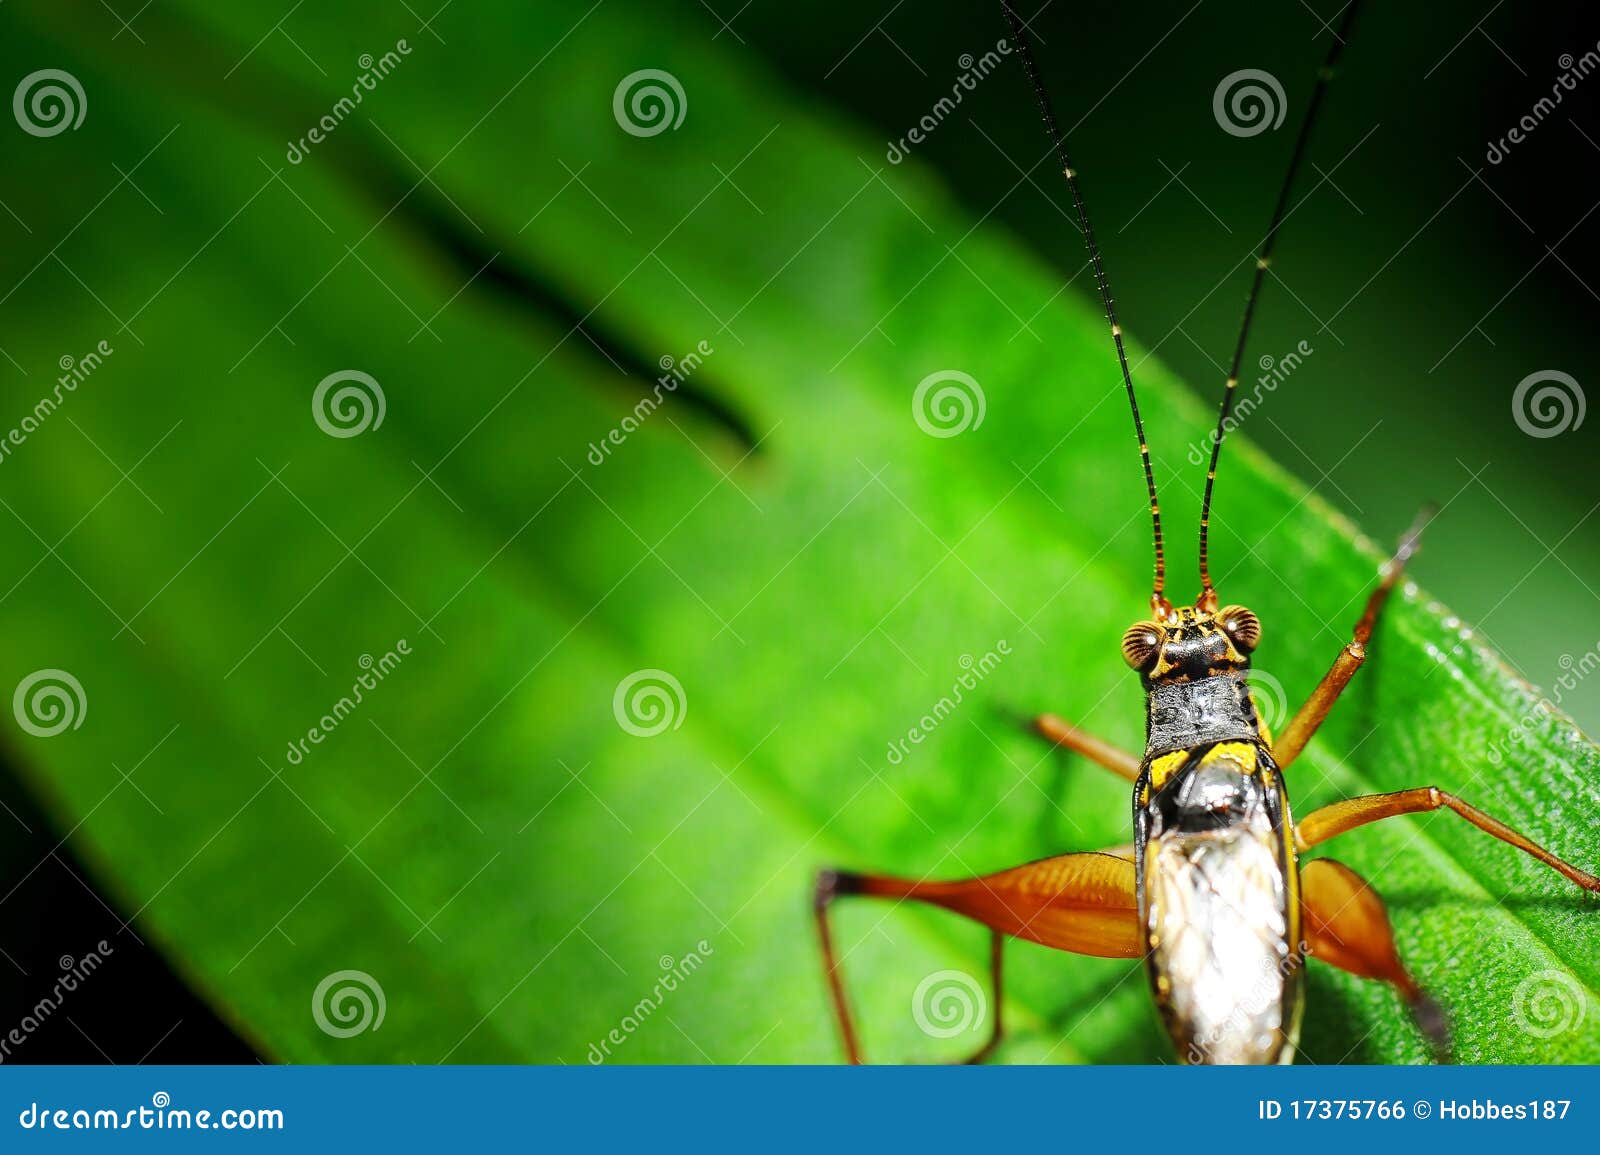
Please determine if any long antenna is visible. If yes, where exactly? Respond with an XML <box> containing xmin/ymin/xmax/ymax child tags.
<box><xmin>1000</xmin><ymin>0</ymin><xmax>1172</xmax><ymax>620</ymax></box>
<box><xmin>1197</xmin><ymin>0</ymin><xmax>1364</xmax><ymax>608</ymax></box>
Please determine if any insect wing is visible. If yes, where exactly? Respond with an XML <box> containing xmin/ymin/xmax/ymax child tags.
<box><xmin>1140</xmin><ymin>743</ymin><xmax>1302</xmax><ymax>1064</ymax></box>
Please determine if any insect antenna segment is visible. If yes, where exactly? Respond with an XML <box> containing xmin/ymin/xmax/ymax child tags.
<box><xmin>1196</xmin><ymin>0</ymin><xmax>1366</xmax><ymax>610</ymax></box>
<box><xmin>999</xmin><ymin>0</ymin><xmax>1174</xmax><ymax>622</ymax></box>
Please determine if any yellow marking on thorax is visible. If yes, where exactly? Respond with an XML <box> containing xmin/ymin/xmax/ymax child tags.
<box><xmin>1200</xmin><ymin>741</ymin><xmax>1259</xmax><ymax>774</ymax></box>
<box><xmin>1147</xmin><ymin>750</ymin><xmax>1188</xmax><ymax>792</ymax></box>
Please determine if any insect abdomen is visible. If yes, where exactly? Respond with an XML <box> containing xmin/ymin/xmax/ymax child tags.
<box><xmin>1137</xmin><ymin>741</ymin><xmax>1302</xmax><ymax>1065</ymax></box>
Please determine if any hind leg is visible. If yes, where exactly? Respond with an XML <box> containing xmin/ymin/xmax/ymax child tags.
<box><xmin>1301</xmin><ymin>857</ymin><xmax>1449</xmax><ymax>1058</ymax></box>
<box><xmin>814</xmin><ymin>849</ymin><xmax>1140</xmax><ymax>1063</ymax></box>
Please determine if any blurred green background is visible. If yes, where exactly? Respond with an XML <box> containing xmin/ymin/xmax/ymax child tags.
<box><xmin>0</xmin><ymin>1</ymin><xmax>1596</xmax><ymax>1065</ymax></box>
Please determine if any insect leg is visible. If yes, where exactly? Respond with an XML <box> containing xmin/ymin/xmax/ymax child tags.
<box><xmin>1296</xmin><ymin>788</ymin><xmax>1600</xmax><ymax>892</ymax></box>
<box><xmin>1275</xmin><ymin>506</ymin><xmax>1435</xmax><ymax>767</ymax></box>
<box><xmin>813</xmin><ymin>850</ymin><xmax>1140</xmax><ymax>1063</ymax></box>
<box><xmin>1301</xmin><ymin>858</ymin><xmax>1449</xmax><ymax>1058</ymax></box>
<box><xmin>1032</xmin><ymin>714</ymin><xmax>1140</xmax><ymax>782</ymax></box>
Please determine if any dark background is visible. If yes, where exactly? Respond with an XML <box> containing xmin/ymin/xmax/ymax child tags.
<box><xmin>2</xmin><ymin>0</ymin><xmax>1596</xmax><ymax>1063</ymax></box>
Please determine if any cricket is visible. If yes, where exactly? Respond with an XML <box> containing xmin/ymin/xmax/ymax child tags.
<box><xmin>813</xmin><ymin>0</ymin><xmax>1600</xmax><ymax>1066</ymax></box>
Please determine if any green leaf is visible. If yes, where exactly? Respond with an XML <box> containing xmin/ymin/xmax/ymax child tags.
<box><xmin>1</xmin><ymin>0</ymin><xmax>1595</xmax><ymax>1064</ymax></box>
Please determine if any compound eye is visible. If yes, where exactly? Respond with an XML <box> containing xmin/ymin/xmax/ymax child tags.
<box><xmin>1217</xmin><ymin>605</ymin><xmax>1262</xmax><ymax>653</ymax></box>
<box><xmin>1121</xmin><ymin>622</ymin><xmax>1165</xmax><ymax>671</ymax></box>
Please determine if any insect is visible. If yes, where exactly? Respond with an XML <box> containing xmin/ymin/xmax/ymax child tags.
<box><xmin>813</xmin><ymin>0</ymin><xmax>1600</xmax><ymax>1066</ymax></box>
